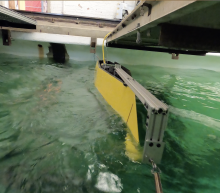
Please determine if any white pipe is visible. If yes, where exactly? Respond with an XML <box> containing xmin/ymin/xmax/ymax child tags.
<box><xmin>207</xmin><ymin>53</ymin><xmax>220</xmax><ymax>56</ymax></box>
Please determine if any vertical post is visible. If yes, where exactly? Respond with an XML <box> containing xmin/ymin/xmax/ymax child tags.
<box><xmin>153</xmin><ymin>173</ymin><xmax>163</xmax><ymax>193</ymax></box>
<box><xmin>2</xmin><ymin>30</ymin><xmax>11</xmax><ymax>46</ymax></box>
<box><xmin>90</xmin><ymin>38</ymin><xmax>97</xmax><ymax>53</ymax></box>
<box><xmin>150</xmin><ymin>159</ymin><xmax>163</xmax><ymax>193</ymax></box>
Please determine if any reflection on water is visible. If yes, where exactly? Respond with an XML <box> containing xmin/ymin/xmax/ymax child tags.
<box><xmin>0</xmin><ymin>54</ymin><xmax>220</xmax><ymax>192</ymax></box>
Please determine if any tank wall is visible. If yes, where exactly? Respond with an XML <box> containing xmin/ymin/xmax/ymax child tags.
<box><xmin>47</xmin><ymin>1</ymin><xmax>136</xmax><ymax>19</ymax></box>
<box><xmin>0</xmin><ymin>36</ymin><xmax>220</xmax><ymax>72</ymax></box>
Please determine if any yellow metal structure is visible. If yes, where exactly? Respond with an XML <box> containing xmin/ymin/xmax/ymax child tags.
<box><xmin>125</xmin><ymin>132</ymin><xmax>142</xmax><ymax>161</ymax></box>
<box><xmin>95</xmin><ymin>61</ymin><xmax>139</xmax><ymax>142</ymax></box>
<box><xmin>95</xmin><ymin>61</ymin><xmax>142</xmax><ymax>161</ymax></box>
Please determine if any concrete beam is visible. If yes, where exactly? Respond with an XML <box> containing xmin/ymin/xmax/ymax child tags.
<box><xmin>2</xmin><ymin>20</ymin><xmax>114</xmax><ymax>39</ymax></box>
<box><xmin>9</xmin><ymin>31</ymin><xmax>105</xmax><ymax>46</ymax></box>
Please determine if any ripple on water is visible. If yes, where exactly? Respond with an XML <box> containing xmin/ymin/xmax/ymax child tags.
<box><xmin>0</xmin><ymin>54</ymin><xmax>220</xmax><ymax>193</ymax></box>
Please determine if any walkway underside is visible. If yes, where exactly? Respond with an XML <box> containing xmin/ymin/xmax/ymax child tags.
<box><xmin>2</xmin><ymin>10</ymin><xmax>120</xmax><ymax>39</ymax></box>
<box><xmin>106</xmin><ymin>1</ymin><xmax>220</xmax><ymax>55</ymax></box>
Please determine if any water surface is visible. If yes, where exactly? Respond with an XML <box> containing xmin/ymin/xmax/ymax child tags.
<box><xmin>0</xmin><ymin>54</ymin><xmax>220</xmax><ymax>193</ymax></box>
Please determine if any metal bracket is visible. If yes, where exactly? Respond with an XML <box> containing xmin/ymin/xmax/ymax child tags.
<box><xmin>128</xmin><ymin>23</ymin><xmax>140</xmax><ymax>33</ymax></box>
<box><xmin>142</xmin><ymin>3</ymin><xmax>152</xmax><ymax>16</ymax></box>
<box><xmin>136</xmin><ymin>30</ymin><xmax>142</xmax><ymax>44</ymax></box>
<box><xmin>115</xmin><ymin>65</ymin><xmax>169</xmax><ymax>164</ymax></box>
<box><xmin>140</xmin><ymin>6</ymin><xmax>145</xmax><ymax>16</ymax></box>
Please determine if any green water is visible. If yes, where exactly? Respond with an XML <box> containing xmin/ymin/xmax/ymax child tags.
<box><xmin>0</xmin><ymin>54</ymin><xmax>220</xmax><ymax>193</ymax></box>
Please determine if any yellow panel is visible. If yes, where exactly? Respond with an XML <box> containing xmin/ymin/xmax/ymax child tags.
<box><xmin>125</xmin><ymin>132</ymin><xmax>142</xmax><ymax>161</ymax></box>
<box><xmin>95</xmin><ymin>61</ymin><xmax>139</xmax><ymax>142</ymax></box>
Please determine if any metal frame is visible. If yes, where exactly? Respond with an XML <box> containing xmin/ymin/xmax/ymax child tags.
<box><xmin>107</xmin><ymin>43</ymin><xmax>206</xmax><ymax>56</ymax></box>
<box><xmin>0</xmin><ymin>5</ymin><xmax>36</xmax><ymax>25</ymax></box>
<box><xmin>16</xmin><ymin>10</ymin><xmax>121</xmax><ymax>25</ymax></box>
<box><xmin>2</xmin><ymin>10</ymin><xmax>120</xmax><ymax>38</ymax></box>
<box><xmin>0</xmin><ymin>5</ymin><xmax>36</xmax><ymax>29</ymax></box>
<box><xmin>115</xmin><ymin>64</ymin><xmax>169</xmax><ymax>164</ymax></box>
<box><xmin>106</xmin><ymin>1</ymin><xmax>218</xmax><ymax>43</ymax></box>
<box><xmin>105</xmin><ymin>0</ymin><xmax>220</xmax><ymax>54</ymax></box>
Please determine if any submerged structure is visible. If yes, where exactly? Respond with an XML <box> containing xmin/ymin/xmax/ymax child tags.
<box><xmin>95</xmin><ymin>60</ymin><xmax>169</xmax><ymax>164</ymax></box>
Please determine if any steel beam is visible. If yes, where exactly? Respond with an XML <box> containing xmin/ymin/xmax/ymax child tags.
<box><xmin>107</xmin><ymin>43</ymin><xmax>207</xmax><ymax>56</ymax></box>
<box><xmin>16</xmin><ymin>10</ymin><xmax>121</xmax><ymax>25</ymax></box>
<box><xmin>2</xmin><ymin>20</ymin><xmax>114</xmax><ymax>39</ymax></box>
<box><xmin>107</xmin><ymin>1</ymin><xmax>219</xmax><ymax>44</ymax></box>
<box><xmin>1</xmin><ymin>10</ymin><xmax>119</xmax><ymax>38</ymax></box>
